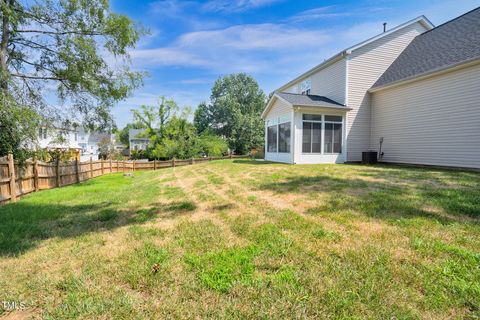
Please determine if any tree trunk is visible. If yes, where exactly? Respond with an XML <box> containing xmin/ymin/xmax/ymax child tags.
<box><xmin>0</xmin><ymin>0</ymin><xmax>12</xmax><ymax>92</ymax></box>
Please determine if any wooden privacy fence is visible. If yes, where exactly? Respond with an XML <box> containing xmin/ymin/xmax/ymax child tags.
<box><xmin>0</xmin><ymin>154</ymin><xmax>248</xmax><ymax>204</ymax></box>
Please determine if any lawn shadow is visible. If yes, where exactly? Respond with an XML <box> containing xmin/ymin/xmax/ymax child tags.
<box><xmin>0</xmin><ymin>198</ymin><xmax>196</xmax><ymax>257</ymax></box>
<box><xmin>259</xmin><ymin>169</ymin><xmax>480</xmax><ymax>224</ymax></box>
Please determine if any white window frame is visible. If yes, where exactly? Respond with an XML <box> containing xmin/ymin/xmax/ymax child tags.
<box><xmin>301</xmin><ymin>114</ymin><xmax>322</xmax><ymax>154</ymax></box>
<box><xmin>266</xmin><ymin>117</ymin><xmax>291</xmax><ymax>154</ymax></box>
<box><xmin>301</xmin><ymin>113</ymin><xmax>344</xmax><ymax>155</ymax></box>
<box><xmin>324</xmin><ymin>116</ymin><xmax>343</xmax><ymax>155</ymax></box>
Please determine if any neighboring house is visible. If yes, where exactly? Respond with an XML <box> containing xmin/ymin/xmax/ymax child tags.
<box><xmin>37</xmin><ymin>126</ymin><xmax>115</xmax><ymax>161</ymax></box>
<box><xmin>262</xmin><ymin>7</ymin><xmax>480</xmax><ymax>169</ymax></box>
<box><xmin>129</xmin><ymin>129</ymin><xmax>150</xmax><ymax>155</ymax></box>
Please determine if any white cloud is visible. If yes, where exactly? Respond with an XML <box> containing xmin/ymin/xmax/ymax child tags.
<box><xmin>202</xmin><ymin>0</ymin><xmax>282</xmax><ymax>13</ymax></box>
<box><xmin>131</xmin><ymin>23</ymin><xmax>331</xmax><ymax>73</ymax></box>
<box><xmin>288</xmin><ymin>6</ymin><xmax>351</xmax><ymax>22</ymax></box>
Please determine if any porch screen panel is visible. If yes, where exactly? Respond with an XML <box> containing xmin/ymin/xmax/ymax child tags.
<box><xmin>278</xmin><ymin>122</ymin><xmax>291</xmax><ymax>153</ymax></box>
<box><xmin>333</xmin><ymin>123</ymin><xmax>342</xmax><ymax>153</ymax></box>
<box><xmin>324</xmin><ymin>123</ymin><xmax>333</xmax><ymax>153</ymax></box>
<box><xmin>324</xmin><ymin>123</ymin><xmax>342</xmax><ymax>154</ymax></box>
<box><xmin>267</xmin><ymin>126</ymin><xmax>277</xmax><ymax>152</ymax></box>
<box><xmin>302</xmin><ymin>122</ymin><xmax>312</xmax><ymax>153</ymax></box>
<box><xmin>312</xmin><ymin>123</ymin><xmax>321</xmax><ymax>153</ymax></box>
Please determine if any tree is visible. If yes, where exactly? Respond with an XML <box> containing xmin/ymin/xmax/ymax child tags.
<box><xmin>97</xmin><ymin>136</ymin><xmax>116</xmax><ymax>160</ymax></box>
<box><xmin>0</xmin><ymin>0</ymin><xmax>145</xmax><ymax>156</ymax></box>
<box><xmin>194</xmin><ymin>73</ymin><xmax>266</xmax><ymax>154</ymax></box>
<box><xmin>193</xmin><ymin>102</ymin><xmax>211</xmax><ymax>134</ymax></box>
<box><xmin>132</xmin><ymin>96</ymin><xmax>178</xmax><ymax>144</ymax></box>
<box><xmin>130</xmin><ymin>96</ymin><xmax>229</xmax><ymax>160</ymax></box>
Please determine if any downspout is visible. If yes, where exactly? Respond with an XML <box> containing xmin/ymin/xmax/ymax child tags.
<box><xmin>344</xmin><ymin>55</ymin><xmax>350</xmax><ymax>162</ymax></box>
<box><xmin>291</xmin><ymin>108</ymin><xmax>295</xmax><ymax>164</ymax></box>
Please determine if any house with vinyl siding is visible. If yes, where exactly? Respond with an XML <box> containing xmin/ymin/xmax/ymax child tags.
<box><xmin>262</xmin><ymin>7</ymin><xmax>480</xmax><ymax>169</ymax></box>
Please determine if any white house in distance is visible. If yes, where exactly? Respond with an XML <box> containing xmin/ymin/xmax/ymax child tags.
<box><xmin>38</xmin><ymin>126</ymin><xmax>115</xmax><ymax>161</ymax></box>
<box><xmin>128</xmin><ymin>129</ymin><xmax>150</xmax><ymax>155</ymax></box>
<box><xmin>262</xmin><ymin>7</ymin><xmax>480</xmax><ymax>169</ymax></box>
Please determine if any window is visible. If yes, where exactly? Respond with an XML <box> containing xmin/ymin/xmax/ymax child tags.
<box><xmin>278</xmin><ymin>122</ymin><xmax>291</xmax><ymax>153</ymax></box>
<box><xmin>38</xmin><ymin>128</ymin><xmax>47</xmax><ymax>139</ymax></box>
<box><xmin>302</xmin><ymin>114</ymin><xmax>322</xmax><ymax>153</ymax></box>
<box><xmin>324</xmin><ymin>116</ymin><xmax>343</xmax><ymax>154</ymax></box>
<box><xmin>267</xmin><ymin>125</ymin><xmax>277</xmax><ymax>152</ymax></box>
<box><xmin>299</xmin><ymin>79</ymin><xmax>311</xmax><ymax>95</ymax></box>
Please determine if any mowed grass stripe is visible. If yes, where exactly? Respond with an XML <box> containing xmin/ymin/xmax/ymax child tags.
<box><xmin>0</xmin><ymin>160</ymin><xmax>478</xmax><ymax>319</ymax></box>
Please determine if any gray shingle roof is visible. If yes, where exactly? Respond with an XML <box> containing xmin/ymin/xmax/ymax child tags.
<box><xmin>372</xmin><ymin>7</ymin><xmax>480</xmax><ymax>89</ymax></box>
<box><xmin>276</xmin><ymin>92</ymin><xmax>347</xmax><ymax>109</ymax></box>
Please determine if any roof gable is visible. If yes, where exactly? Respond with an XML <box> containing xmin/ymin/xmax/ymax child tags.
<box><xmin>275</xmin><ymin>16</ymin><xmax>434</xmax><ymax>93</ymax></box>
<box><xmin>372</xmin><ymin>7</ymin><xmax>480</xmax><ymax>90</ymax></box>
<box><xmin>261</xmin><ymin>92</ymin><xmax>349</xmax><ymax>118</ymax></box>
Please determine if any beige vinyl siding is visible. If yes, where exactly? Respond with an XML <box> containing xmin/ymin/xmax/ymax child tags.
<box><xmin>264</xmin><ymin>97</ymin><xmax>291</xmax><ymax>120</ymax></box>
<box><xmin>346</xmin><ymin>21</ymin><xmax>428</xmax><ymax>161</ymax></box>
<box><xmin>311</xmin><ymin>59</ymin><xmax>346</xmax><ymax>104</ymax></box>
<box><xmin>282</xmin><ymin>59</ymin><xmax>347</xmax><ymax>105</ymax></box>
<box><xmin>370</xmin><ymin>63</ymin><xmax>480</xmax><ymax>169</ymax></box>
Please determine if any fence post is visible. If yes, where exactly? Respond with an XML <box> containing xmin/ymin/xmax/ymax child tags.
<box><xmin>133</xmin><ymin>160</ymin><xmax>135</xmax><ymax>172</ymax></box>
<box><xmin>209</xmin><ymin>156</ymin><xmax>212</xmax><ymax>161</ymax></box>
<box><xmin>172</xmin><ymin>157</ymin><xmax>176</xmax><ymax>168</ymax></box>
<box><xmin>230</xmin><ymin>153</ymin><xmax>233</xmax><ymax>159</ymax></box>
<box><xmin>7</xmin><ymin>153</ymin><xmax>17</xmax><ymax>202</ymax></box>
<box><xmin>33</xmin><ymin>158</ymin><xmax>39</xmax><ymax>192</ymax></box>
<box><xmin>90</xmin><ymin>157</ymin><xmax>93</xmax><ymax>179</ymax></box>
<box><xmin>109</xmin><ymin>159</ymin><xmax>112</xmax><ymax>173</ymax></box>
<box><xmin>153</xmin><ymin>159</ymin><xmax>156</xmax><ymax>170</ymax></box>
<box><xmin>191</xmin><ymin>157</ymin><xmax>194</xmax><ymax>165</ymax></box>
<box><xmin>101</xmin><ymin>160</ymin><xmax>104</xmax><ymax>175</ymax></box>
<box><xmin>75</xmin><ymin>159</ymin><xmax>80</xmax><ymax>184</ymax></box>
<box><xmin>55</xmin><ymin>157</ymin><xmax>60</xmax><ymax>187</ymax></box>
<box><xmin>117</xmin><ymin>160</ymin><xmax>119</xmax><ymax>173</ymax></box>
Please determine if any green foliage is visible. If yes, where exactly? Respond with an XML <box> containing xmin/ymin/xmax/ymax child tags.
<box><xmin>0</xmin><ymin>0</ymin><xmax>145</xmax><ymax>157</ymax></box>
<box><xmin>194</xmin><ymin>73</ymin><xmax>266</xmax><ymax>154</ymax></box>
<box><xmin>0</xmin><ymin>96</ymin><xmax>40</xmax><ymax>162</ymax></box>
<box><xmin>126</xmin><ymin>97</ymin><xmax>229</xmax><ymax>160</ymax></box>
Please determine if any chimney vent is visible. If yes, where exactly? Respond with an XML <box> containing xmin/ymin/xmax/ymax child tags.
<box><xmin>383</xmin><ymin>22</ymin><xmax>387</xmax><ymax>32</ymax></box>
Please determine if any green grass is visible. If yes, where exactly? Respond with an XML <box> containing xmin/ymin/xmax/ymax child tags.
<box><xmin>0</xmin><ymin>160</ymin><xmax>479</xmax><ymax>319</ymax></box>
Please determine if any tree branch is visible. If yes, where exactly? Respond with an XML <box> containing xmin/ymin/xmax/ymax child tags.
<box><xmin>10</xmin><ymin>73</ymin><xmax>66</xmax><ymax>81</ymax></box>
<box><xmin>16</xmin><ymin>29</ymin><xmax>102</xmax><ymax>36</ymax></box>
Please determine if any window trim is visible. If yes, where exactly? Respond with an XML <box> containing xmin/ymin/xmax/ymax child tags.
<box><xmin>266</xmin><ymin>117</ymin><xmax>291</xmax><ymax>154</ymax></box>
<box><xmin>302</xmin><ymin>116</ymin><xmax>322</xmax><ymax>154</ymax></box>
<box><xmin>301</xmin><ymin>113</ymin><xmax>344</xmax><ymax>155</ymax></box>
<box><xmin>324</xmin><ymin>117</ymin><xmax>343</xmax><ymax>155</ymax></box>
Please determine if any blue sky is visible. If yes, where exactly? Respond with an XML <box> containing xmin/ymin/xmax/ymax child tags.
<box><xmin>110</xmin><ymin>0</ymin><xmax>480</xmax><ymax>127</ymax></box>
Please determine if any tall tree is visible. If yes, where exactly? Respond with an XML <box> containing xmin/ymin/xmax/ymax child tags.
<box><xmin>131</xmin><ymin>96</ymin><xmax>179</xmax><ymax>144</ymax></box>
<box><xmin>0</xmin><ymin>0</ymin><xmax>145</xmax><ymax>157</ymax></box>
<box><xmin>194</xmin><ymin>73</ymin><xmax>266</xmax><ymax>154</ymax></box>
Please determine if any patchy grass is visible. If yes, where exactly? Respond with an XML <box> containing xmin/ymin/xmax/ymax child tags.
<box><xmin>0</xmin><ymin>160</ymin><xmax>479</xmax><ymax>319</ymax></box>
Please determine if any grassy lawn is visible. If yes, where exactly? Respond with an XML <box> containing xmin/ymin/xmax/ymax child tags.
<box><xmin>0</xmin><ymin>160</ymin><xmax>479</xmax><ymax>319</ymax></box>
